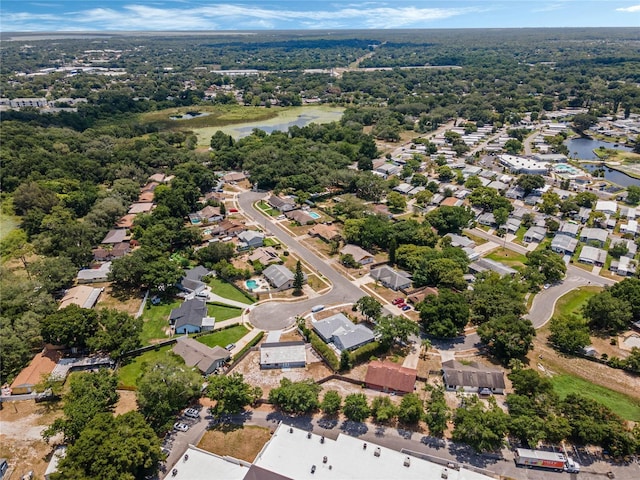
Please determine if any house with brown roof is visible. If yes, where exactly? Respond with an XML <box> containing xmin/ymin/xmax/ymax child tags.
<box><xmin>268</xmin><ymin>195</ymin><xmax>296</xmax><ymax>212</ymax></box>
<box><xmin>140</xmin><ymin>181</ymin><xmax>159</xmax><ymax>193</ymax></box>
<box><xmin>59</xmin><ymin>286</ymin><xmax>103</xmax><ymax>310</ymax></box>
<box><xmin>211</xmin><ymin>219</ymin><xmax>245</xmax><ymax>237</ymax></box>
<box><xmin>116</xmin><ymin>214</ymin><xmax>136</xmax><ymax>229</ymax></box>
<box><xmin>101</xmin><ymin>229</ymin><xmax>129</xmax><ymax>244</ymax></box>
<box><xmin>340</xmin><ymin>244</ymin><xmax>374</xmax><ymax>266</ymax></box>
<box><xmin>308</xmin><ymin>224</ymin><xmax>340</xmax><ymax>242</ymax></box>
<box><xmin>442</xmin><ymin>359</ymin><xmax>505</xmax><ymax>395</ymax></box>
<box><xmin>365</xmin><ymin>361</ymin><xmax>417</xmax><ymax>394</ymax></box>
<box><xmin>222</xmin><ymin>171</ymin><xmax>247</xmax><ymax>183</ymax></box>
<box><xmin>248</xmin><ymin>247</ymin><xmax>281</xmax><ymax>266</ymax></box>
<box><xmin>198</xmin><ymin>205</ymin><xmax>224</xmax><ymax>222</ymax></box>
<box><xmin>137</xmin><ymin>190</ymin><xmax>155</xmax><ymax>203</ymax></box>
<box><xmin>285</xmin><ymin>209</ymin><xmax>315</xmax><ymax>225</ymax></box>
<box><xmin>9</xmin><ymin>347</ymin><xmax>62</xmax><ymax>395</ymax></box>
<box><xmin>173</xmin><ymin>337</ymin><xmax>230</xmax><ymax>375</ymax></box>
<box><xmin>440</xmin><ymin>197</ymin><xmax>464</xmax><ymax>207</ymax></box>
<box><xmin>128</xmin><ymin>202</ymin><xmax>154</xmax><ymax>214</ymax></box>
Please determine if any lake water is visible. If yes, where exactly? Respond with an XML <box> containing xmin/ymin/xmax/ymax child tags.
<box><xmin>209</xmin><ymin>106</ymin><xmax>344</xmax><ymax>139</ymax></box>
<box><xmin>565</xmin><ymin>138</ymin><xmax>639</xmax><ymax>187</ymax></box>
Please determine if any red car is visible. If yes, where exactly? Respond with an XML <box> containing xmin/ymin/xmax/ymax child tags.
<box><xmin>392</xmin><ymin>298</ymin><xmax>404</xmax><ymax>305</ymax></box>
<box><xmin>397</xmin><ymin>303</ymin><xmax>407</xmax><ymax>309</ymax></box>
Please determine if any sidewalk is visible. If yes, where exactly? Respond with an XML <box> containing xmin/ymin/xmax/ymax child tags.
<box><xmin>229</xmin><ymin>327</ymin><xmax>263</xmax><ymax>355</ymax></box>
<box><xmin>205</xmin><ymin>288</ymin><xmax>253</xmax><ymax>309</ymax></box>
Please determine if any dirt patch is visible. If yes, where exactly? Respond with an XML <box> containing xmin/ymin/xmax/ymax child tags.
<box><xmin>96</xmin><ymin>283</ymin><xmax>144</xmax><ymax>316</ymax></box>
<box><xmin>197</xmin><ymin>425</ymin><xmax>272</xmax><ymax>463</ymax></box>
<box><xmin>0</xmin><ymin>400</ymin><xmax>64</xmax><ymax>478</ymax></box>
<box><xmin>114</xmin><ymin>389</ymin><xmax>138</xmax><ymax>415</ymax></box>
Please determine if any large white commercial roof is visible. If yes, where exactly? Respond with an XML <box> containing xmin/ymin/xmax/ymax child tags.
<box><xmin>253</xmin><ymin>424</ymin><xmax>494</xmax><ymax>480</ymax></box>
<box><xmin>163</xmin><ymin>446</ymin><xmax>250</xmax><ymax>480</ymax></box>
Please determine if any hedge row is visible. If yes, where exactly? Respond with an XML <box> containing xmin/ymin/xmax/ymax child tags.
<box><xmin>350</xmin><ymin>341</ymin><xmax>387</xmax><ymax>365</ymax></box>
<box><xmin>233</xmin><ymin>331</ymin><xmax>264</xmax><ymax>361</ymax></box>
<box><xmin>309</xmin><ymin>330</ymin><xmax>340</xmax><ymax>372</ymax></box>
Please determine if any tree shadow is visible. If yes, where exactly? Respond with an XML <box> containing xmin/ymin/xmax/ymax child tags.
<box><xmin>374</xmin><ymin>424</ymin><xmax>387</xmax><ymax>437</ymax></box>
<box><xmin>448</xmin><ymin>442</ymin><xmax>501</xmax><ymax>469</ymax></box>
<box><xmin>266</xmin><ymin>411</ymin><xmax>314</xmax><ymax>432</ymax></box>
<box><xmin>340</xmin><ymin>420</ymin><xmax>368</xmax><ymax>437</ymax></box>
<box><xmin>317</xmin><ymin>415</ymin><xmax>339</xmax><ymax>430</ymax></box>
<box><xmin>420</xmin><ymin>435</ymin><xmax>447</xmax><ymax>450</ymax></box>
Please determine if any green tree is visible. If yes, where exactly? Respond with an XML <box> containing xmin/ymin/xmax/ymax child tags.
<box><xmin>268</xmin><ymin>378</ymin><xmax>320</xmax><ymax>414</ymax></box>
<box><xmin>137</xmin><ymin>359</ymin><xmax>202</xmax><ymax>432</ymax></box>
<box><xmin>465</xmin><ymin>175</ymin><xmax>483</xmax><ymax>190</ymax></box>
<box><xmin>524</xmin><ymin>249</ymin><xmax>566</xmax><ymax>286</ymax></box>
<box><xmin>52</xmin><ymin>411</ymin><xmax>161</xmax><ymax>480</ymax></box>
<box><xmin>549</xmin><ymin>315</ymin><xmax>591</xmax><ymax>354</ymax></box>
<box><xmin>539</xmin><ymin>191</ymin><xmax>560</xmax><ymax>215</ymax></box>
<box><xmin>293</xmin><ymin>260</ymin><xmax>304</xmax><ymax>296</ymax></box>
<box><xmin>504</xmin><ymin>138</ymin><xmax>523</xmax><ymax>154</ymax></box>
<box><xmin>608</xmin><ymin>278</ymin><xmax>640</xmax><ymax>322</ymax></box>
<box><xmin>583</xmin><ymin>290</ymin><xmax>633</xmax><ymax>333</ymax></box>
<box><xmin>320</xmin><ymin>390</ymin><xmax>342</xmax><ymax>415</ymax></box>
<box><xmin>195</xmin><ymin>242</ymin><xmax>235</xmax><ymax>268</ymax></box>
<box><xmin>418</xmin><ymin>289</ymin><xmax>469</xmax><ymax>338</ymax></box>
<box><xmin>386</xmin><ymin>191</ymin><xmax>407</xmax><ymax>213</ymax></box>
<box><xmin>477</xmin><ymin>315</ymin><xmax>536</xmax><ymax>364</ymax></box>
<box><xmin>425</xmin><ymin>386</ymin><xmax>450</xmax><ymax>436</ymax></box>
<box><xmin>207</xmin><ymin>372</ymin><xmax>262</xmax><ymax>415</ymax></box>
<box><xmin>41</xmin><ymin>305</ymin><xmax>98</xmax><ymax>350</ymax></box>
<box><xmin>425</xmin><ymin>206</ymin><xmax>474</xmax><ymax>234</ymax></box>
<box><xmin>44</xmin><ymin>369</ymin><xmax>119</xmax><ymax>442</ymax></box>
<box><xmin>343</xmin><ymin>393</ymin><xmax>371</xmax><ymax>422</ymax></box>
<box><xmin>626</xmin><ymin>185</ymin><xmax>640</xmax><ymax>205</ymax></box>
<box><xmin>468</xmin><ymin>272</ymin><xmax>527</xmax><ymax>324</ymax></box>
<box><xmin>609</xmin><ymin>241</ymin><xmax>628</xmax><ymax>259</ymax></box>
<box><xmin>370</xmin><ymin>396</ymin><xmax>398</xmax><ymax>423</ymax></box>
<box><xmin>340</xmin><ymin>350</ymin><xmax>353</xmax><ymax>371</ymax></box>
<box><xmin>572</xmin><ymin>113</ymin><xmax>597</xmax><ymax>135</ymax></box>
<box><xmin>355</xmin><ymin>296</ymin><xmax>382</xmax><ymax>323</ymax></box>
<box><xmin>516</xmin><ymin>174</ymin><xmax>545</xmax><ymax>196</ymax></box>
<box><xmin>374</xmin><ymin>315</ymin><xmax>419</xmax><ymax>348</ymax></box>
<box><xmin>452</xmin><ymin>396</ymin><xmax>509</xmax><ymax>452</ymax></box>
<box><xmin>29</xmin><ymin>256</ymin><xmax>77</xmax><ymax>293</ymax></box>
<box><xmin>397</xmin><ymin>393</ymin><xmax>424</xmax><ymax>424</ymax></box>
<box><xmin>493</xmin><ymin>207</ymin><xmax>509</xmax><ymax>229</ymax></box>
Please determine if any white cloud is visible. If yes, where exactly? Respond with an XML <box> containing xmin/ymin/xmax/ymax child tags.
<box><xmin>2</xmin><ymin>3</ymin><xmax>479</xmax><ymax>31</ymax></box>
<box><xmin>616</xmin><ymin>4</ymin><xmax>640</xmax><ymax>12</ymax></box>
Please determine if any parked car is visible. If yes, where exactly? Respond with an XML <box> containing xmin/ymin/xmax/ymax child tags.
<box><xmin>225</xmin><ymin>343</ymin><xmax>236</xmax><ymax>351</ymax></box>
<box><xmin>173</xmin><ymin>422</ymin><xmax>189</xmax><ymax>432</ymax></box>
<box><xmin>396</xmin><ymin>303</ymin><xmax>406</xmax><ymax>309</ymax></box>
<box><xmin>401</xmin><ymin>305</ymin><xmax>411</xmax><ymax>311</ymax></box>
<box><xmin>183</xmin><ymin>408</ymin><xmax>199</xmax><ymax>419</ymax></box>
<box><xmin>392</xmin><ymin>298</ymin><xmax>404</xmax><ymax>305</ymax></box>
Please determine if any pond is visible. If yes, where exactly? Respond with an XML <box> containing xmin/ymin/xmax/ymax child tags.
<box><xmin>197</xmin><ymin>105</ymin><xmax>344</xmax><ymax>140</ymax></box>
<box><xmin>565</xmin><ymin>137</ymin><xmax>639</xmax><ymax>187</ymax></box>
<box><xmin>170</xmin><ymin>112</ymin><xmax>210</xmax><ymax>120</ymax></box>
<box><xmin>565</xmin><ymin>137</ymin><xmax>631</xmax><ymax>160</ymax></box>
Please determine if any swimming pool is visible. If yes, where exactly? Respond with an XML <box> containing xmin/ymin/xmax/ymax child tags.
<box><xmin>309</xmin><ymin>211</ymin><xmax>321</xmax><ymax>219</ymax></box>
<box><xmin>554</xmin><ymin>163</ymin><xmax>582</xmax><ymax>175</ymax></box>
<box><xmin>245</xmin><ymin>279</ymin><xmax>258</xmax><ymax>290</ymax></box>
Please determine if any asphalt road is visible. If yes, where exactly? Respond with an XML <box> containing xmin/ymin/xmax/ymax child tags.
<box><xmin>238</xmin><ymin>191</ymin><xmax>365</xmax><ymax>330</ymax></box>
<box><xmin>465</xmin><ymin>228</ymin><xmax>615</xmax><ymax>328</ymax></box>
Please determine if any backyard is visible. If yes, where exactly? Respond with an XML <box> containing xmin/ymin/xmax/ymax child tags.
<box><xmin>208</xmin><ymin>277</ymin><xmax>255</xmax><ymax>304</ymax></box>
<box><xmin>140</xmin><ymin>299</ymin><xmax>180</xmax><ymax>344</ymax></box>
<box><xmin>485</xmin><ymin>248</ymin><xmax>528</xmax><ymax>269</ymax></box>
<box><xmin>198</xmin><ymin>425</ymin><xmax>272</xmax><ymax>463</ymax></box>
<box><xmin>196</xmin><ymin>325</ymin><xmax>249</xmax><ymax>348</ymax></box>
<box><xmin>207</xmin><ymin>303</ymin><xmax>244</xmax><ymax>322</ymax></box>
<box><xmin>117</xmin><ymin>345</ymin><xmax>175</xmax><ymax>388</ymax></box>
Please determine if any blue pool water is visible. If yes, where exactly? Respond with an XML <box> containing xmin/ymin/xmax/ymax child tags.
<box><xmin>309</xmin><ymin>211</ymin><xmax>321</xmax><ymax>219</ymax></box>
<box><xmin>245</xmin><ymin>280</ymin><xmax>258</xmax><ymax>290</ymax></box>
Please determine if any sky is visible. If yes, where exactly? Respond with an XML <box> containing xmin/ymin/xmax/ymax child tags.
<box><xmin>1</xmin><ymin>1</ymin><xmax>639</xmax><ymax>32</ymax></box>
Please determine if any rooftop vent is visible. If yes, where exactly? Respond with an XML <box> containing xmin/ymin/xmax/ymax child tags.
<box><xmin>307</xmin><ymin>432</ymin><xmax>312</xmax><ymax>439</ymax></box>
<box><xmin>323</xmin><ymin>456</ymin><xmax>328</xmax><ymax>464</ymax></box>
<box><xmin>311</xmin><ymin>465</ymin><xmax>316</xmax><ymax>474</ymax></box>
<box><xmin>320</xmin><ymin>436</ymin><xmax>325</xmax><ymax>444</ymax></box>
<box><xmin>374</xmin><ymin>447</ymin><xmax>381</xmax><ymax>457</ymax></box>
<box><xmin>289</xmin><ymin>427</ymin><xmax>293</xmax><ymax>433</ymax></box>
<box><xmin>363</xmin><ymin>443</ymin><xmax>367</xmax><ymax>450</ymax></box>
<box><xmin>404</xmin><ymin>457</ymin><xmax>411</xmax><ymax>467</ymax></box>
<box><xmin>441</xmin><ymin>468</ymin><xmax>449</xmax><ymax>479</ymax></box>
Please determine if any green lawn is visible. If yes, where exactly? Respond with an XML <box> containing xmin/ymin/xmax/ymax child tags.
<box><xmin>208</xmin><ymin>277</ymin><xmax>254</xmax><ymax>304</ymax></box>
<box><xmin>263</xmin><ymin>237</ymin><xmax>280</xmax><ymax>247</ymax></box>
<box><xmin>553</xmin><ymin>286</ymin><xmax>602</xmax><ymax>320</ymax></box>
<box><xmin>197</xmin><ymin>325</ymin><xmax>249</xmax><ymax>348</ymax></box>
<box><xmin>549</xmin><ymin>374</ymin><xmax>640</xmax><ymax>421</ymax></box>
<box><xmin>208</xmin><ymin>303</ymin><xmax>244</xmax><ymax>322</ymax></box>
<box><xmin>140</xmin><ymin>299</ymin><xmax>181</xmax><ymax>344</ymax></box>
<box><xmin>486</xmin><ymin>248</ymin><xmax>528</xmax><ymax>267</ymax></box>
<box><xmin>257</xmin><ymin>200</ymin><xmax>278</xmax><ymax>217</ymax></box>
<box><xmin>117</xmin><ymin>346</ymin><xmax>177</xmax><ymax>389</ymax></box>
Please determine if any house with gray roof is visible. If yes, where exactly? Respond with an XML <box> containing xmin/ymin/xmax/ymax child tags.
<box><xmin>237</xmin><ymin>230</ymin><xmax>265</xmax><ymax>250</ymax></box>
<box><xmin>487</xmin><ymin>180</ymin><xmax>509</xmax><ymax>192</ymax></box>
<box><xmin>551</xmin><ymin>234</ymin><xmax>578</xmax><ymax>255</ymax></box>
<box><xmin>505</xmin><ymin>218</ymin><xmax>521</xmax><ymax>234</ymax></box>
<box><xmin>579</xmin><ymin>228</ymin><xmax>609</xmax><ymax>247</ymax></box>
<box><xmin>77</xmin><ymin>261</ymin><xmax>112</xmax><ymax>284</ymax></box>
<box><xmin>477</xmin><ymin>212</ymin><xmax>496</xmax><ymax>226</ymax></box>
<box><xmin>170</xmin><ymin>298</ymin><xmax>213</xmax><ymax>334</ymax></box>
<box><xmin>393</xmin><ymin>183</ymin><xmax>413</xmax><ymax>195</ymax></box>
<box><xmin>610</xmin><ymin>256</ymin><xmax>637</xmax><ymax>277</ymax></box>
<box><xmin>578</xmin><ymin>246</ymin><xmax>607</xmax><ymax>266</ymax></box>
<box><xmin>469</xmin><ymin>258</ymin><xmax>516</xmax><ymax>277</ymax></box>
<box><xmin>173</xmin><ymin>337</ymin><xmax>230</xmax><ymax>375</ymax></box>
<box><xmin>445</xmin><ymin>233</ymin><xmax>475</xmax><ymax>249</ymax></box>
<box><xmin>263</xmin><ymin>264</ymin><xmax>305</xmax><ymax>291</ymax></box>
<box><xmin>267</xmin><ymin>195</ymin><xmax>296</xmax><ymax>212</ymax></box>
<box><xmin>260</xmin><ymin>341</ymin><xmax>306</xmax><ymax>369</ymax></box>
<box><xmin>577</xmin><ymin>207</ymin><xmax>592</xmax><ymax>223</ymax></box>
<box><xmin>612</xmin><ymin>238</ymin><xmax>638</xmax><ymax>259</ymax></box>
<box><xmin>557</xmin><ymin>222</ymin><xmax>580</xmax><ymax>238</ymax></box>
<box><xmin>523</xmin><ymin>226</ymin><xmax>547</xmax><ymax>243</ymax></box>
<box><xmin>340</xmin><ymin>244</ymin><xmax>374</xmax><ymax>265</ymax></box>
<box><xmin>509</xmin><ymin>207</ymin><xmax>530</xmax><ymax>220</ymax></box>
<box><xmin>442</xmin><ymin>359</ymin><xmax>505</xmax><ymax>395</ymax></box>
<box><xmin>101</xmin><ymin>229</ymin><xmax>129</xmax><ymax>244</ymax></box>
<box><xmin>180</xmin><ymin>265</ymin><xmax>212</xmax><ymax>294</ymax></box>
<box><xmin>370</xmin><ymin>265</ymin><xmax>412</xmax><ymax>291</ymax></box>
<box><xmin>312</xmin><ymin>313</ymin><xmax>375</xmax><ymax>352</ymax></box>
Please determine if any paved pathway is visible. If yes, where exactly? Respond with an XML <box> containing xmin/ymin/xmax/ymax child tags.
<box><xmin>203</xmin><ymin>288</ymin><xmax>252</xmax><ymax>309</ymax></box>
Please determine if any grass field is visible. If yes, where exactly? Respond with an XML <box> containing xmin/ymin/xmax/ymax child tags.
<box><xmin>138</xmin><ymin>104</ymin><xmax>277</xmax><ymax>131</ymax></box>
<box><xmin>208</xmin><ymin>303</ymin><xmax>243</xmax><ymax>322</ymax></box>
<box><xmin>140</xmin><ymin>299</ymin><xmax>181</xmax><ymax>344</ymax></box>
<box><xmin>198</xmin><ymin>425</ymin><xmax>272</xmax><ymax>463</ymax></box>
<box><xmin>549</xmin><ymin>374</ymin><xmax>640</xmax><ymax>421</ymax></box>
<box><xmin>208</xmin><ymin>277</ymin><xmax>254</xmax><ymax>304</ymax></box>
<box><xmin>486</xmin><ymin>248</ymin><xmax>528</xmax><ymax>267</ymax></box>
<box><xmin>196</xmin><ymin>325</ymin><xmax>248</xmax><ymax>348</ymax></box>
<box><xmin>117</xmin><ymin>346</ymin><xmax>176</xmax><ymax>389</ymax></box>
<box><xmin>0</xmin><ymin>213</ymin><xmax>19</xmax><ymax>242</ymax></box>
<box><xmin>552</xmin><ymin>286</ymin><xmax>602</xmax><ymax>320</ymax></box>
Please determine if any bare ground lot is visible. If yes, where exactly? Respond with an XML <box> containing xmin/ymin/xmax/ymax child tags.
<box><xmin>197</xmin><ymin>425</ymin><xmax>272</xmax><ymax>463</ymax></box>
<box><xmin>0</xmin><ymin>400</ymin><xmax>63</xmax><ymax>478</ymax></box>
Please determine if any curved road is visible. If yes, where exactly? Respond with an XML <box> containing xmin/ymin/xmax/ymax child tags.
<box><xmin>238</xmin><ymin>191</ymin><xmax>365</xmax><ymax>330</ymax></box>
